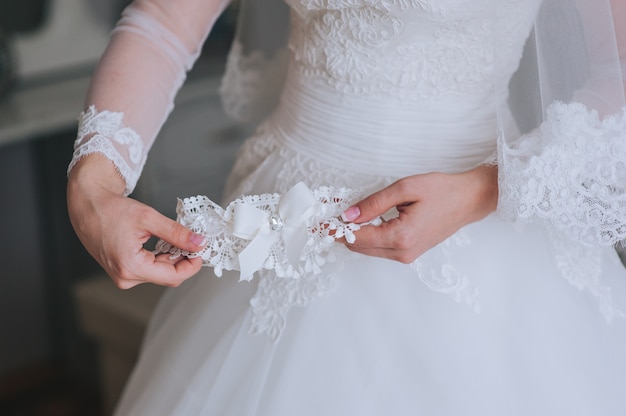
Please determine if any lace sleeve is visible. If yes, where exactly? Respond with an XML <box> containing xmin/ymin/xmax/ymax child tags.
<box><xmin>219</xmin><ymin>0</ymin><xmax>290</xmax><ymax>123</ymax></box>
<box><xmin>67</xmin><ymin>0</ymin><xmax>230</xmax><ymax>195</ymax></box>
<box><xmin>496</xmin><ymin>0</ymin><xmax>626</xmax><ymax>247</ymax></box>
<box><xmin>498</xmin><ymin>102</ymin><xmax>626</xmax><ymax>246</ymax></box>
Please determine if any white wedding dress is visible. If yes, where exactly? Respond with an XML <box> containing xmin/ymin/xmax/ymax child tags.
<box><xmin>104</xmin><ymin>1</ymin><xmax>626</xmax><ymax>415</ymax></box>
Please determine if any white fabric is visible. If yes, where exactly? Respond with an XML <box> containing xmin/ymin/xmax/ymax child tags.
<box><xmin>155</xmin><ymin>182</ymin><xmax>382</xmax><ymax>281</ymax></box>
<box><xmin>498</xmin><ymin>102</ymin><xmax>626</xmax><ymax>246</ymax></box>
<box><xmin>68</xmin><ymin>0</ymin><xmax>229</xmax><ymax>195</ymax></box>
<box><xmin>69</xmin><ymin>0</ymin><xmax>626</xmax><ymax>414</ymax></box>
<box><xmin>68</xmin><ymin>106</ymin><xmax>146</xmax><ymax>195</ymax></box>
<box><xmin>496</xmin><ymin>0</ymin><xmax>626</xmax><ymax>247</ymax></box>
<box><xmin>218</xmin><ymin>0</ymin><xmax>290</xmax><ymax>123</ymax></box>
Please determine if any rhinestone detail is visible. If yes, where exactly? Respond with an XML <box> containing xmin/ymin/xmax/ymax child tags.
<box><xmin>269</xmin><ymin>214</ymin><xmax>285</xmax><ymax>231</ymax></box>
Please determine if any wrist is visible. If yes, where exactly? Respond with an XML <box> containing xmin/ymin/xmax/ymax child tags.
<box><xmin>67</xmin><ymin>153</ymin><xmax>127</xmax><ymax>197</ymax></box>
<box><xmin>461</xmin><ymin>165</ymin><xmax>498</xmax><ymax>222</ymax></box>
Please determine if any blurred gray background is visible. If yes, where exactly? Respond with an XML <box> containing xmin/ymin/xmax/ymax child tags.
<box><xmin>0</xmin><ymin>1</ymin><xmax>249</xmax><ymax>414</ymax></box>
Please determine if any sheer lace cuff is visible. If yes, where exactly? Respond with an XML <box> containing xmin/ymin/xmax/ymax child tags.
<box><xmin>155</xmin><ymin>182</ymin><xmax>382</xmax><ymax>281</ymax></box>
<box><xmin>498</xmin><ymin>101</ymin><xmax>626</xmax><ymax>246</ymax></box>
<box><xmin>67</xmin><ymin>106</ymin><xmax>146</xmax><ymax>196</ymax></box>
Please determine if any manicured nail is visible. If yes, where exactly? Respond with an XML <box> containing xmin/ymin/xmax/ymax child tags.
<box><xmin>191</xmin><ymin>233</ymin><xmax>207</xmax><ymax>246</ymax></box>
<box><xmin>341</xmin><ymin>206</ymin><xmax>360</xmax><ymax>222</ymax></box>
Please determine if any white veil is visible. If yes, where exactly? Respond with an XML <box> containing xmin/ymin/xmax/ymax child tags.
<box><xmin>497</xmin><ymin>0</ymin><xmax>626</xmax><ymax>247</ymax></box>
<box><xmin>221</xmin><ymin>0</ymin><xmax>626</xmax><ymax>247</ymax></box>
<box><xmin>219</xmin><ymin>0</ymin><xmax>290</xmax><ymax>124</ymax></box>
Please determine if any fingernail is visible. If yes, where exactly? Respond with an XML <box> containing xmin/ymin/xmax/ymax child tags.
<box><xmin>341</xmin><ymin>206</ymin><xmax>360</xmax><ymax>222</ymax></box>
<box><xmin>191</xmin><ymin>233</ymin><xmax>207</xmax><ymax>246</ymax></box>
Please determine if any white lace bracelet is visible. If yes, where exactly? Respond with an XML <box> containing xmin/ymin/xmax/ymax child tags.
<box><xmin>67</xmin><ymin>106</ymin><xmax>146</xmax><ymax>196</ymax></box>
<box><xmin>155</xmin><ymin>182</ymin><xmax>382</xmax><ymax>281</ymax></box>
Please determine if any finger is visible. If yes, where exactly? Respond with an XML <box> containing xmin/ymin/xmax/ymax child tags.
<box><xmin>342</xmin><ymin>217</ymin><xmax>424</xmax><ymax>264</ymax></box>
<box><xmin>341</xmin><ymin>178</ymin><xmax>417</xmax><ymax>223</ymax></box>
<box><xmin>345</xmin><ymin>244</ymin><xmax>418</xmax><ymax>264</ymax></box>
<box><xmin>154</xmin><ymin>252</ymin><xmax>191</xmax><ymax>265</ymax></box>
<box><xmin>349</xmin><ymin>217</ymin><xmax>415</xmax><ymax>250</ymax></box>
<box><xmin>130</xmin><ymin>249</ymin><xmax>203</xmax><ymax>287</ymax></box>
<box><xmin>144</xmin><ymin>208</ymin><xmax>207</xmax><ymax>252</ymax></box>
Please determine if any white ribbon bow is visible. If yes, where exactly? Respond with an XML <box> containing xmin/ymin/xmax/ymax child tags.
<box><xmin>231</xmin><ymin>182</ymin><xmax>317</xmax><ymax>281</ymax></box>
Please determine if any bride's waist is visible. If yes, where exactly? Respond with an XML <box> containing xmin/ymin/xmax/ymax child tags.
<box><xmin>268</xmin><ymin>75</ymin><xmax>498</xmax><ymax>176</ymax></box>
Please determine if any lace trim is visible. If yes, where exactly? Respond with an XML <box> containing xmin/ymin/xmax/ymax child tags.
<box><xmin>67</xmin><ymin>106</ymin><xmax>146</xmax><ymax>196</ymax></box>
<box><xmin>410</xmin><ymin>230</ymin><xmax>480</xmax><ymax>313</ymax></box>
<box><xmin>498</xmin><ymin>101</ymin><xmax>626</xmax><ymax>246</ymax></box>
<box><xmin>550</xmin><ymin>231</ymin><xmax>625</xmax><ymax>322</ymax></box>
<box><xmin>287</xmin><ymin>3</ymin><xmax>500</xmax><ymax>100</ymax></box>
<box><xmin>219</xmin><ymin>41</ymin><xmax>288</xmax><ymax>124</ymax></box>
<box><xmin>249</xmin><ymin>268</ymin><xmax>338</xmax><ymax>342</ymax></box>
<box><xmin>156</xmin><ymin>182</ymin><xmax>382</xmax><ymax>281</ymax></box>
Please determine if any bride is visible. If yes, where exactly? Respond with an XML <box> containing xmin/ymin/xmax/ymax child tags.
<box><xmin>67</xmin><ymin>0</ymin><xmax>626</xmax><ymax>414</ymax></box>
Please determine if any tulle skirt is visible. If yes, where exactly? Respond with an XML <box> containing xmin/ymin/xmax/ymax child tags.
<box><xmin>114</xmin><ymin>138</ymin><xmax>626</xmax><ymax>415</ymax></box>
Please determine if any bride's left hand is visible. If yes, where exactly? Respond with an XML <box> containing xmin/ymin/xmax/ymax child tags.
<box><xmin>340</xmin><ymin>165</ymin><xmax>498</xmax><ymax>263</ymax></box>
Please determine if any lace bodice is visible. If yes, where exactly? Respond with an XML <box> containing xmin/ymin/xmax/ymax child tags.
<box><xmin>240</xmin><ymin>0</ymin><xmax>542</xmax><ymax>181</ymax></box>
<box><xmin>284</xmin><ymin>0</ymin><xmax>541</xmax><ymax>102</ymax></box>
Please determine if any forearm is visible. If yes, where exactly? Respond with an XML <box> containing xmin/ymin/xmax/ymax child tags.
<box><xmin>68</xmin><ymin>154</ymin><xmax>126</xmax><ymax>198</ymax></box>
<box><xmin>68</xmin><ymin>0</ymin><xmax>230</xmax><ymax>195</ymax></box>
<box><xmin>462</xmin><ymin>164</ymin><xmax>499</xmax><ymax>224</ymax></box>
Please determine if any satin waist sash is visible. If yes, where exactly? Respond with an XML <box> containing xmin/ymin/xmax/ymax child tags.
<box><xmin>269</xmin><ymin>72</ymin><xmax>498</xmax><ymax>177</ymax></box>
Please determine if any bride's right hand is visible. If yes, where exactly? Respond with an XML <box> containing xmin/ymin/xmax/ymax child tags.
<box><xmin>67</xmin><ymin>154</ymin><xmax>207</xmax><ymax>289</ymax></box>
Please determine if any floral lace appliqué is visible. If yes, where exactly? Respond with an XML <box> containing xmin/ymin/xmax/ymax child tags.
<box><xmin>219</xmin><ymin>41</ymin><xmax>288</xmax><ymax>124</ymax></box>
<box><xmin>286</xmin><ymin>1</ymin><xmax>501</xmax><ymax>100</ymax></box>
<box><xmin>249</xmin><ymin>269</ymin><xmax>338</xmax><ymax>342</ymax></box>
<box><xmin>156</xmin><ymin>182</ymin><xmax>382</xmax><ymax>281</ymax></box>
<box><xmin>550</xmin><ymin>231</ymin><xmax>625</xmax><ymax>322</ymax></box>
<box><xmin>498</xmin><ymin>102</ymin><xmax>626</xmax><ymax>247</ymax></box>
<box><xmin>410</xmin><ymin>230</ymin><xmax>480</xmax><ymax>313</ymax></box>
<box><xmin>67</xmin><ymin>105</ymin><xmax>146</xmax><ymax>196</ymax></box>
